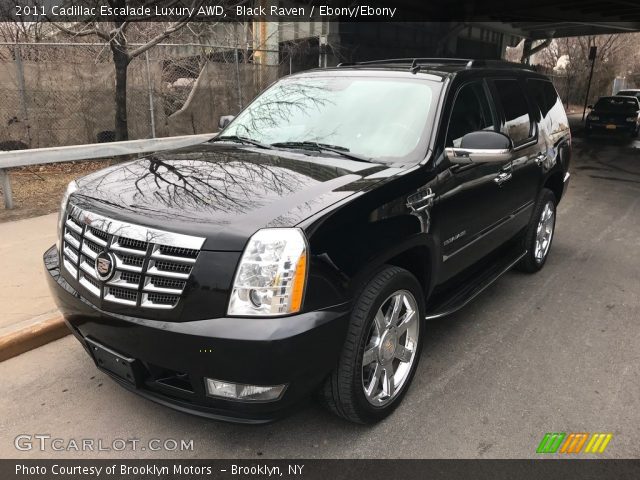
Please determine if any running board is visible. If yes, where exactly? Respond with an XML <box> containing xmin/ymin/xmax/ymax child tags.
<box><xmin>425</xmin><ymin>249</ymin><xmax>527</xmax><ymax>320</ymax></box>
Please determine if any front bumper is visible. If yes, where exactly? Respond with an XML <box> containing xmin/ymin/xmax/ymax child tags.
<box><xmin>44</xmin><ymin>245</ymin><xmax>349</xmax><ymax>423</ymax></box>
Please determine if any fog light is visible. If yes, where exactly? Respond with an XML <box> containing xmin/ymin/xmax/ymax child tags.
<box><xmin>205</xmin><ymin>378</ymin><xmax>286</xmax><ymax>402</ymax></box>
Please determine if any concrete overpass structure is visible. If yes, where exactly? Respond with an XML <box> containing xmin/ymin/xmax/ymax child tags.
<box><xmin>267</xmin><ymin>0</ymin><xmax>640</xmax><ymax>66</ymax></box>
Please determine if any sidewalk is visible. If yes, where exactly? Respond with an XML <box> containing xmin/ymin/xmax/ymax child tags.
<box><xmin>0</xmin><ymin>213</ymin><xmax>67</xmax><ymax>360</ymax></box>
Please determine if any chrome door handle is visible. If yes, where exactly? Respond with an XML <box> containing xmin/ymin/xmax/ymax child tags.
<box><xmin>494</xmin><ymin>171</ymin><xmax>512</xmax><ymax>185</ymax></box>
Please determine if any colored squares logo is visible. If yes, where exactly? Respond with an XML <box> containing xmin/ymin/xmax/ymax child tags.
<box><xmin>537</xmin><ymin>433</ymin><xmax>612</xmax><ymax>454</ymax></box>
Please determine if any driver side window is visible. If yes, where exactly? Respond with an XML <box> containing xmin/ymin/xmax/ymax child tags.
<box><xmin>446</xmin><ymin>82</ymin><xmax>496</xmax><ymax>147</ymax></box>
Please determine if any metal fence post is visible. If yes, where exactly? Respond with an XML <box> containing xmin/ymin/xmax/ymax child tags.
<box><xmin>235</xmin><ymin>48</ymin><xmax>243</xmax><ymax>110</ymax></box>
<box><xmin>14</xmin><ymin>44</ymin><xmax>32</xmax><ymax>147</ymax></box>
<box><xmin>0</xmin><ymin>169</ymin><xmax>14</xmax><ymax>209</ymax></box>
<box><xmin>145</xmin><ymin>50</ymin><xmax>156</xmax><ymax>138</ymax></box>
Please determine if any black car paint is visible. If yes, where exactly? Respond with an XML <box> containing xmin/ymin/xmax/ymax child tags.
<box><xmin>45</xmin><ymin>65</ymin><xmax>571</xmax><ymax>422</ymax></box>
<box><xmin>585</xmin><ymin>95</ymin><xmax>640</xmax><ymax>135</ymax></box>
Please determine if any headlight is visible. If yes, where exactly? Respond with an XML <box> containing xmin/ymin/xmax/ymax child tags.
<box><xmin>56</xmin><ymin>180</ymin><xmax>78</xmax><ymax>251</ymax></box>
<box><xmin>626</xmin><ymin>116</ymin><xmax>637</xmax><ymax>122</ymax></box>
<box><xmin>588</xmin><ymin>115</ymin><xmax>599</xmax><ymax>121</ymax></box>
<box><xmin>227</xmin><ymin>228</ymin><xmax>308</xmax><ymax>316</ymax></box>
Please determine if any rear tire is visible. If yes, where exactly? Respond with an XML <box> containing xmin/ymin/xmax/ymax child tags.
<box><xmin>516</xmin><ymin>188</ymin><xmax>557</xmax><ymax>273</ymax></box>
<box><xmin>319</xmin><ymin>266</ymin><xmax>424</xmax><ymax>424</ymax></box>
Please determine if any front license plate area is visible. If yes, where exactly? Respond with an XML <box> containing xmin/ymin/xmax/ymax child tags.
<box><xmin>606</xmin><ymin>124</ymin><xmax>616</xmax><ymax>130</ymax></box>
<box><xmin>86</xmin><ymin>338</ymin><xmax>140</xmax><ymax>386</ymax></box>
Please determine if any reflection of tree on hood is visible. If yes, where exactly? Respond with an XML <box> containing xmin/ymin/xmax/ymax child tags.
<box><xmin>78</xmin><ymin>147</ymin><xmax>344</xmax><ymax>219</ymax></box>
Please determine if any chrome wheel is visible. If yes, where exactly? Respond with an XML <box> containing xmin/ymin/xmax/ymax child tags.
<box><xmin>362</xmin><ymin>290</ymin><xmax>419</xmax><ymax>406</ymax></box>
<box><xmin>534</xmin><ymin>200</ymin><xmax>555</xmax><ymax>264</ymax></box>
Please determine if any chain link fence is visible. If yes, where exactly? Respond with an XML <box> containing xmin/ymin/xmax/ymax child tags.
<box><xmin>0</xmin><ymin>42</ymin><xmax>318</xmax><ymax>149</ymax></box>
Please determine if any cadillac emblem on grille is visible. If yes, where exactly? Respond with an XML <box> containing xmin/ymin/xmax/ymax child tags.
<box><xmin>95</xmin><ymin>252</ymin><xmax>116</xmax><ymax>281</ymax></box>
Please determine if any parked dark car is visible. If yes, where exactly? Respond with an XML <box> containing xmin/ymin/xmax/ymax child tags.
<box><xmin>615</xmin><ymin>89</ymin><xmax>640</xmax><ymax>102</ymax></box>
<box><xmin>44</xmin><ymin>58</ymin><xmax>571</xmax><ymax>424</ymax></box>
<box><xmin>585</xmin><ymin>95</ymin><xmax>640</xmax><ymax>137</ymax></box>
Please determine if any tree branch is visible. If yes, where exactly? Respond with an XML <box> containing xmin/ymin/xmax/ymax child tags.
<box><xmin>49</xmin><ymin>21</ymin><xmax>110</xmax><ymax>42</ymax></box>
<box><xmin>127</xmin><ymin>0</ymin><xmax>204</xmax><ymax>59</ymax></box>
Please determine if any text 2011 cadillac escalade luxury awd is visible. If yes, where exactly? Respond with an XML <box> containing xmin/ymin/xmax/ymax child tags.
<box><xmin>44</xmin><ymin>58</ymin><xmax>571</xmax><ymax>424</ymax></box>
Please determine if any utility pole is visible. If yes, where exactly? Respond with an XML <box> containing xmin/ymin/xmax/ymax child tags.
<box><xmin>582</xmin><ymin>46</ymin><xmax>597</xmax><ymax>121</ymax></box>
<box><xmin>144</xmin><ymin>50</ymin><xmax>156</xmax><ymax>138</ymax></box>
<box><xmin>319</xmin><ymin>35</ymin><xmax>327</xmax><ymax>68</ymax></box>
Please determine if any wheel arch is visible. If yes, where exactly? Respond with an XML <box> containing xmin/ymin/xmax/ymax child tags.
<box><xmin>543</xmin><ymin>170</ymin><xmax>565</xmax><ymax>203</ymax></box>
<box><xmin>348</xmin><ymin>236</ymin><xmax>438</xmax><ymax>306</ymax></box>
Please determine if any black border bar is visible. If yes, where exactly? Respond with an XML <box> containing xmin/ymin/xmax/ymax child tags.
<box><xmin>2</xmin><ymin>0</ymin><xmax>638</xmax><ymax>23</ymax></box>
<box><xmin>3</xmin><ymin>459</ymin><xmax>640</xmax><ymax>480</ymax></box>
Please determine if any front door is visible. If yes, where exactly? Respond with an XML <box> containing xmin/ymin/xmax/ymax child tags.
<box><xmin>430</xmin><ymin>80</ymin><xmax>510</xmax><ymax>281</ymax></box>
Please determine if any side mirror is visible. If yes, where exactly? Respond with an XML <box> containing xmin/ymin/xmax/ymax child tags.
<box><xmin>444</xmin><ymin>131</ymin><xmax>513</xmax><ymax>164</ymax></box>
<box><xmin>218</xmin><ymin>115</ymin><xmax>235</xmax><ymax>130</ymax></box>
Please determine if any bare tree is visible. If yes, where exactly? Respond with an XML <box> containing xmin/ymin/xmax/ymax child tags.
<box><xmin>0</xmin><ymin>1</ymin><xmax>48</xmax><ymax>60</ymax></box>
<box><xmin>534</xmin><ymin>33</ymin><xmax>640</xmax><ymax>106</ymax></box>
<box><xmin>49</xmin><ymin>0</ymin><xmax>212</xmax><ymax>141</ymax></box>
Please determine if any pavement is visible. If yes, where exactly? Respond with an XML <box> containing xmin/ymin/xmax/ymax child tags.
<box><xmin>0</xmin><ymin>214</ymin><xmax>67</xmax><ymax>361</ymax></box>
<box><xmin>0</xmin><ymin>213</ymin><xmax>58</xmax><ymax>327</ymax></box>
<box><xmin>1</xmin><ymin>131</ymin><xmax>639</xmax><ymax>459</ymax></box>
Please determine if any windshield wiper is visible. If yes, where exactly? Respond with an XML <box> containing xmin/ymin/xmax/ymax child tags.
<box><xmin>211</xmin><ymin>135</ymin><xmax>273</xmax><ymax>150</ymax></box>
<box><xmin>270</xmin><ymin>141</ymin><xmax>374</xmax><ymax>163</ymax></box>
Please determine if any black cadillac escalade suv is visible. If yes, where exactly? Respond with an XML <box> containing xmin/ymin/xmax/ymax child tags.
<box><xmin>44</xmin><ymin>58</ymin><xmax>571</xmax><ymax>424</ymax></box>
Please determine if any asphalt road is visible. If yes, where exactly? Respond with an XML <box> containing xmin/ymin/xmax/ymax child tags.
<box><xmin>1</xmin><ymin>134</ymin><xmax>639</xmax><ymax>459</ymax></box>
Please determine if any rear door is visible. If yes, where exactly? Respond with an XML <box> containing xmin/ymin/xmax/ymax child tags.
<box><xmin>488</xmin><ymin>77</ymin><xmax>541</xmax><ymax>230</ymax></box>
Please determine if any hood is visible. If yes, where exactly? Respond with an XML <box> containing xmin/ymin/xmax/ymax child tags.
<box><xmin>71</xmin><ymin>143</ymin><xmax>393</xmax><ymax>250</ymax></box>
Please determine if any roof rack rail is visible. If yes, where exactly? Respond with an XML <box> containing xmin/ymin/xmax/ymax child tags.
<box><xmin>337</xmin><ymin>58</ymin><xmax>472</xmax><ymax>67</ymax></box>
<box><xmin>466</xmin><ymin>59</ymin><xmax>534</xmax><ymax>70</ymax></box>
<box><xmin>336</xmin><ymin>58</ymin><xmax>534</xmax><ymax>72</ymax></box>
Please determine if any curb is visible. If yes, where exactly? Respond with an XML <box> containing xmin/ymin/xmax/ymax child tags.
<box><xmin>0</xmin><ymin>315</ymin><xmax>69</xmax><ymax>362</ymax></box>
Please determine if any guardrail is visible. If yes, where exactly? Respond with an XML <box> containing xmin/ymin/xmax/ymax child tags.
<box><xmin>0</xmin><ymin>133</ymin><xmax>215</xmax><ymax>209</ymax></box>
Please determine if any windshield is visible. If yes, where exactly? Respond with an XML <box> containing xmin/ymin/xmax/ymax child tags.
<box><xmin>222</xmin><ymin>75</ymin><xmax>440</xmax><ymax>163</ymax></box>
<box><xmin>595</xmin><ymin>97</ymin><xmax>639</xmax><ymax>112</ymax></box>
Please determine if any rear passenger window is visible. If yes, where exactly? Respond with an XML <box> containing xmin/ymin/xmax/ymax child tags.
<box><xmin>446</xmin><ymin>82</ymin><xmax>495</xmax><ymax>147</ymax></box>
<box><xmin>527</xmin><ymin>79</ymin><xmax>561</xmax><ymax>121</ymax></box>
<box><xmin>493</xmin><ymin>79</ymin><xmax>533</xmax><ymax>146</ymax></box>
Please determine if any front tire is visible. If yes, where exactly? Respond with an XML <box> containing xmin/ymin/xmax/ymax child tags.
<box><xmin>319</xmin><ymin>266</ymin><xmax>424</xmax><ymax>424</ymax></box>
<box><xmin>516</xmin><ymin>188</ymin><xmax>557</xmax><ymax>273</ymax></box>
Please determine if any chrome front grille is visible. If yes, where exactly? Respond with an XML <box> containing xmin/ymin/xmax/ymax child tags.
<box><xmin>60</xmin><ymin>205</ymin><xmax>205</xmax><ymax>310</ymax></box>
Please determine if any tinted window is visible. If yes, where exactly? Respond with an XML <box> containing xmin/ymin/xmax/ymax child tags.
<box><xmin>493</xmin><ymin>79</ymin><xmax>533</xmax><ymax>146</ymax></box>
<box><xmin>527</xmin><ymin>79</ymin><xmax>560</xmax><ymax>120</ymax></box>
<box><xmin>595</xmin><ymin>97</ymin><xmax>639</xmax><ymax>112</ymax></box>
<box><xmin>446</xmin><ymin>82</ymin><xmax>495</xmax><ymax>147</ymax></box>
<box><xmin>527</xmin><ymin>79</ymin><xmax>568</xmax><ymax>136</ymax></box>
